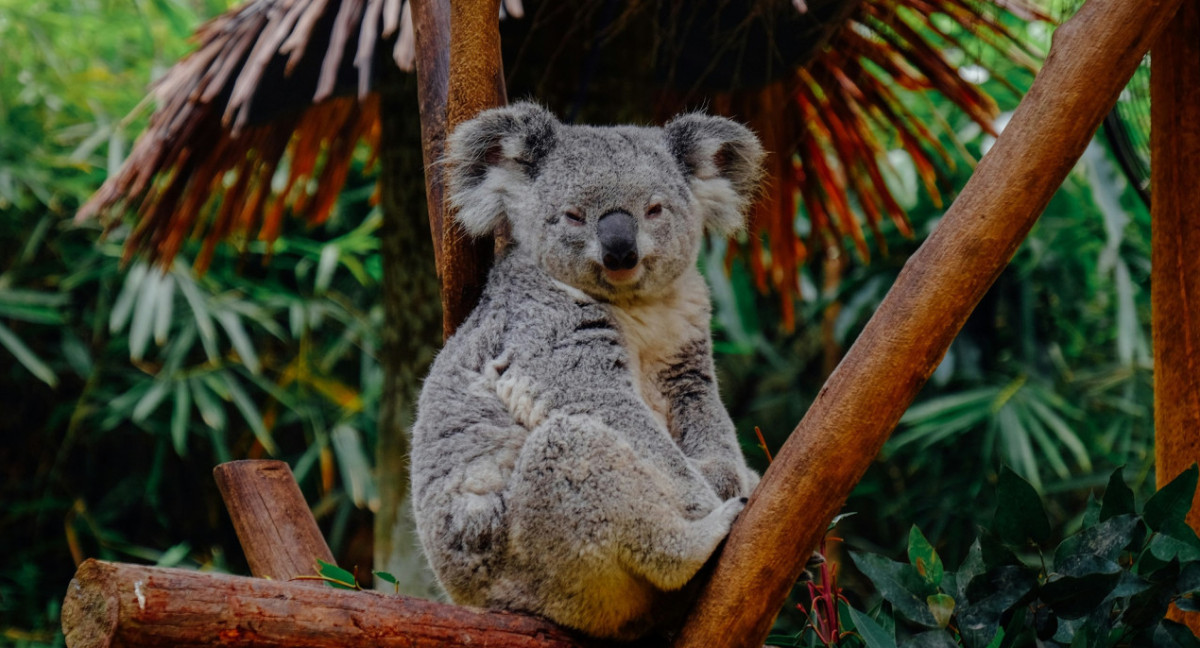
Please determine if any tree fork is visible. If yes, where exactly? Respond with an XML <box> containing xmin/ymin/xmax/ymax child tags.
<box><xmin>673</xmin><ymin>0</ymin><xmax>1186</xmax><ymax>645</ymax></box>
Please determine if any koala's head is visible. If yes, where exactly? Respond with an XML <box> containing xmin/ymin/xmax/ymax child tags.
<box><xmin>445</xmin><ymin>102</ymin><xmax>764</xmax><ymax>302</ymax></box>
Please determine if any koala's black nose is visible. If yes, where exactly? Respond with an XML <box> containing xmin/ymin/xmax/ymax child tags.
<box><xmin>598</xmin><ymin>210</ymin><xmax>639</xmax><ymax>271</ymax></box>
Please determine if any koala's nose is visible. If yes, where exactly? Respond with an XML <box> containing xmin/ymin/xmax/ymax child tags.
<box><xmin>598</xmin><ymin>210</ymin><xmax>639</xmax><ymax>271</ymax></box>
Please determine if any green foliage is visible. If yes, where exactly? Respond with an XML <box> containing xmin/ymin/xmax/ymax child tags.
<box><xmin>807</xmin><ymin>467</ymin><xmax>1200</xmax><ymax>648</ymax></box>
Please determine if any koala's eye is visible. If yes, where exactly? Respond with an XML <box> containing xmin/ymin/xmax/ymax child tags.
<box><xmin>564</xmin><ymin>209</ymin><xmax>585</xmax><ymax>225</ymax></box>
<box><xmin>646</xmin><ymin>203</ymin><xmax>663</xmax><ymax>219</ymax></box>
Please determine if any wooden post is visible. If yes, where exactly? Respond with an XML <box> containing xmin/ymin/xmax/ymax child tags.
<box><xmin>212</xmin><ymin>460</ymin><xmax>335</xmax><ymax>584</ymax></box>
<box><xmin>60</xmin><ymin>560</ymin><xmax>593</xmax><ymax>648</ymax></box>
<box><xmin>412</xmin><ymin>0</ymin><xmax>507</xmax><ymax>340</ymax></box>
<box><xmin>672</xmin><ymin>0</ymin><xmax>1186</xmax><ymax>646</ymax></box>
<box><xmin>409</xmin><ymin>0</ymin><xmax>450</xmax><ymax>274</ymax></box>
<box><xmin>1151</xmin><ymin>0</ymin><xmax>1200</xmax><ymax>633</ymax></box>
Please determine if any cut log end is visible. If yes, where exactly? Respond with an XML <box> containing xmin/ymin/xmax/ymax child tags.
<box><xmin>62</xmin><ymin>560</ymin><xmax>118</xmax><ymax>648</ymax></box>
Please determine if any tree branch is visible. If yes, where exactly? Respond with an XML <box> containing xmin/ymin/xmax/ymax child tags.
<box><xmin>1150</xmin><ymin>0</ymin><xmax>1200</xmax><ymax>632</ymax></box>
<box><xmin>673</xmin><ymin>0</ymin><xmax>1186</xmax><ymax>645</ymax></box>
<box><xmin>60</xmin><ymin>560</ymin><xmax>594</xmax><ymax>648</ymax></box>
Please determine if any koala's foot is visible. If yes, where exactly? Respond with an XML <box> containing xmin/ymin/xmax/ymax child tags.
<box><xmin>625</xmin><ymin>495</ymin><xmax>746</xmax><ymax>592</ymax></box>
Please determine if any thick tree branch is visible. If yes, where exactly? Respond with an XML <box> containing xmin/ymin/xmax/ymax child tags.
<box><xmin>213</xmin><ymin>461</ymin><xmax>334</xmax><ymax>584</ymax></box>
<box><xmin>60</xmin><ymin>560</ymin><xmax>593</xmax><ymax>648</ymax></box>
<box><xmin>1151</xmin><ymin>0</ymin><xmax>1200</xmax><ymax>632</ymax></box>
<box><xmin>673</xmin><ymin>0</ymin><xmax>1186</xmax><ymax>645</ymax></box>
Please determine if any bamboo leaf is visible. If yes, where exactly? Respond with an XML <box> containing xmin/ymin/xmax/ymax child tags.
<box><xmin>0</xmin><ymin>320</ymin><xmax>58</xmax><ymax>387</ymax></box>
<box><xmin>171</xmin><ymin>379</ymin><xmax>191</xmax><ymax>456</ymax></box>
<box><xmin>222</xmin><ymin>371</ymin><xmax>276</xmax><ymax>455</ymax></box>
<box><xmin>215</xmin><ymin>310</ymin><xmax>261</xmax><ymax>375</ymax></box>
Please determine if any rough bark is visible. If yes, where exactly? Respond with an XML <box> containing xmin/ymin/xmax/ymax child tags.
<box><xmin>374</xmin><ymin>61</ymin><xmax>444</xmax><ymax>599</ymax></box>
<box><xmin>60</xmin><ymin>560</ymin><xmax>594</xmax><ymax>648</ymax></box>
<box><xmin>438</xmin><ymin>0</ymin><xmax>506</xmax><ymax>338</ymax></box>
<box><xmin>673</xmin><ymin>1</ymin><xmax>1186</xmax><ymax>646</ymax></box>
<box><xmin>1151</xmin><ymin>0</ymin><xmax>1200</xmax><ymax>632</ymax></box>
<box><xmin>212</xmin><ymin>461</ymin><xmax>335</xmax><ymax>583</ymax></box>
<box><xmin>409</xmin><ymin>0</ymin><xmax>450</xmax><ymax>274</ymax></box>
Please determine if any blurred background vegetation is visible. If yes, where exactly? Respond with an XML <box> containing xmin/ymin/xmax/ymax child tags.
<box><xmin>0</xmin><ymin>0</ymin><xmax>1154</xmax><ymax>645</ymax></box>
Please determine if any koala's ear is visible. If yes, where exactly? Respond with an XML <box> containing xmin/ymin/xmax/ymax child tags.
<box><xmin>665</xmin><ymin>114</ymin><xmax>765</xmax><ymax>236</ymax></box>
<box><xmin>444</xmin><ymin>102</ymin><xmax>559</xmax><ymax>237</ymax></box>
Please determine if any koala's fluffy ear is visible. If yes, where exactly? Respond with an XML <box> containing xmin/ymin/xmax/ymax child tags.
<box><xmin>444</xmin><ymin>102</ymin><xmax>559</xmax><ymax>237</ymax></box>
<box><xmin>665</xmin><ymin>114</ymin><xmax>765</xmax><ymax>236</ymax></box>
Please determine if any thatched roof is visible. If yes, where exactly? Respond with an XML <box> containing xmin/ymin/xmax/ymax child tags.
<box><xmin>78</xmin><ymin>0</ymin><xmax>1045</xmax><ymax>324</ymax></box>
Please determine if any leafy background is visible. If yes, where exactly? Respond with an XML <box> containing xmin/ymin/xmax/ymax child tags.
<box><xmin>0</xmin><ymin>1</ymin><xmax>1158</xmax><ymax>645</ymax></box>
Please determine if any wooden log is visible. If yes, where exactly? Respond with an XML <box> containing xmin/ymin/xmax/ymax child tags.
<box><xmin>60</xmin><ymin>560</ymin><xmax>593</xmax><ymax>648</ymax></box>
<box><xmin>1151</xmin><ymin>0</ymin><xmax>1200</xmax><ymax>633</ymax></box>
<box><xmin>212</xmin><ymin>461</ymin><xmax>334</xmax><ymax>584</ymax></box>
<box><xmin>672</xmin><ymin>0</ymin><xmax>1186</xmax><ymax>646</ymax></box>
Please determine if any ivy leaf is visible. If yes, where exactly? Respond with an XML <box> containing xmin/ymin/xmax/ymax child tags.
<box><xmin>909</xmin><ymin>526</ymin><xmax>944</xmax><ymax>591</ymax></box>
<box><xmin>1100</xmin><ymin>467</ymin><xmax>1136</xmax><ymax>522</ymax></box>
<box><xmin>1145</xmin><ymin>464</ymin><xmax>1199</xmax><ymax>533</ymax></box>
<box><xmin>993</xmin><ymin>467</ymin><xmax>1050</xmax><ymax>548</ymax></box>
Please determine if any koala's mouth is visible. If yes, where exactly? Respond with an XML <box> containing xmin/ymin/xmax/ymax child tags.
<box><xmin>602</xmin><ymin>265</ymin><xmax>643</xmax><ymax>286</ymax></box>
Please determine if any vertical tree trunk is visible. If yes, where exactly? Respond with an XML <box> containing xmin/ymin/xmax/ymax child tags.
<box><xmin>374</xmin><ymin>60</ymin><xmax>443</xmax><ymax>599</ymax></box>
<box><xmin>438</xmin><ymin>0</ymin><xmax>506</xmax><ymax>338</ymax></box>
<box><xmin>1151</xmin><ymin>0</ymin><xmax>1200</xmax><ymax>632</ymax></box>
<box><xmin>673</xmin><ymin>1</ymin><xmax>1185</xmax><ymax>645</ymax></box>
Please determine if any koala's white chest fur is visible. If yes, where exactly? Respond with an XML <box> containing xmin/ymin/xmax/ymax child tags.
<box><xmin>608</xmin><ymin>271</ymin><xmax>711</xmax><ymax>434</ymax></box>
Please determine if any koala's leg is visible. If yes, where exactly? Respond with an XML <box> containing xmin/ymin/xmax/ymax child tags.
<box><xmin>507</xmin><ymin>413</ymin><xmax>746</xmax><ymax>597</ymax></box>
<box><xmin>659</xmin><ymin>338</ymin><xmax>760</xmax><ymax>499</ymax></box>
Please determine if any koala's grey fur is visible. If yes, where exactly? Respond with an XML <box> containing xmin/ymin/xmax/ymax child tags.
<box><xmin>411</xmin><ymin>102</ymin><xmax>764</xmax><ymax>640</ymax></box>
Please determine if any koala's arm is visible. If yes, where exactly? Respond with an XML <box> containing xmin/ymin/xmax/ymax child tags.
<box><xmin>411</xmin><ymin>334</ymin><xmax>528</xmax><ymax>598</ymax></box>
<box><xmin>658</xmin><ymin>335</ymin><xmax>760</xmax><ymax>499</ymax></box>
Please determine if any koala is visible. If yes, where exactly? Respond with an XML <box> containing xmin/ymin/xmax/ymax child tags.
<box><xmin>411</xmin><ymin>102</ymin><xmax>764</xmax><ymax>640</ymax></box>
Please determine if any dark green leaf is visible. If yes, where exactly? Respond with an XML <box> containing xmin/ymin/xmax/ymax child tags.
<box><xmin>850</xmin><ymin>551</ymin><xmax>938</xmax><ymax>627</ymax></box>
<box><xmin>1041</xmin><ymin>557</ymin><xmax>1121</xmax><ymax>619</ymax></box>
<box><xmin>1174</xmin><ymin>596</ymin><xmax>1200</xmax><ymax>613</ymax></box>
<box><xmin>909</xmin><ymin>526</ymin><xmax>944</xmax><ymax>589</ymax></box>
<box><xmin>1176</xmin><ymin>563</ymin><xmax>1200</xmax><ymax>596</ymax></box>
<box><xmin>954</xmin><ymin>539</ymin><xmax>986</xmax><ymax>604</ymax></box>
<box><xmin>1148</xmin><ymin>518</ymin><xmax>1200</xmax><ymax>565</ymax></box>
<box><xmin>1053</xmin><ymin>514</ymin><xmax>1139</xmax><ymax>569</ymax></box>
<box><xmin>1145</xmin><ymin>465</ymin><xmax>1199</xmax><ymax>533</ymax></box>
<box><xmin>1154</xmin><ymin>620</ymin><xmax>1200</xmax><ymax>648</ymax></box>
<box><xmin>1100</xmin><ymin>467</ymin><xmax>1136</xmax><ymax>521</ymax></box>
<box><xmin>993</xmin><ymin>467</ymin><xmax>1050</xmax><ymax>547</ymax></box>
<box><xmin>846</xmin><ymin>605</ymin><xmax>897</xmax><ymax>648</ymax></box>
<box><xmin>900</xmin><ymin>630</ymin><xmax>958</xmax><ymax>648</ymax></box>
<box><xmin>958</xmin><ymin>565</ymin><xmax>1037</xmax><ymax>648</ymax></box>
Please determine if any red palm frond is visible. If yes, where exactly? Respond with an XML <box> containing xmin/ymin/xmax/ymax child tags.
<box><xmin>76</xmin><ymin>0</ymin><xmax>402</xmax><ymax>269</ymax></box>
<box><xmin>78</xmin><ymin>0</ymin><xmax>1047</xmax><ymax>310</ymax></box>
<box><xmin>728</xmin><ymin>0</ymin><xmax>1046</xmax><ymax>328</ymax></box>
